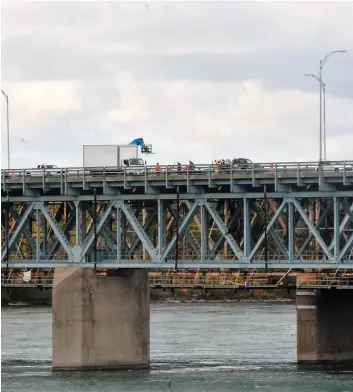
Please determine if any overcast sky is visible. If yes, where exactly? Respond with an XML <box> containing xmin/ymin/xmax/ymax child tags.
<box><xmin>1</xmin><ymin>1</ymin><xmax>353</xmax><ymax>169</ymax></box>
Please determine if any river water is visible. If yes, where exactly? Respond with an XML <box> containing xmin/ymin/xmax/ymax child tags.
<box><xmin>1</xmin><ymin>302</ymin><xmax>353</xmax><ymax>392</ymax></box>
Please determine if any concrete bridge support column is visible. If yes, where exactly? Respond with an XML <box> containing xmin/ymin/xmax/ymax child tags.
<box><xmin>297</xmin><ymin>288</ymin><xmax>353</xmax><ymax>362</ymax></box>
<box><xmin>52</xmin><ymin>268</ymin><xmax>149</xmax><ymax>370</ymax></box>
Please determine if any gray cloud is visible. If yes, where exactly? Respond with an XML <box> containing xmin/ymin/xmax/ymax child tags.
<box><xmin>1</xmin><ymin>1</ymin><xmax>353</xmax><ymax>169</ymax></box>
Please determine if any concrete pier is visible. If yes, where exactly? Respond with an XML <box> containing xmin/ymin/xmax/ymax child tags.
<box><xmin>52</xmin><ymin>268</ymin><xmax>149</xmax><ymax>370</ymax></box>
<box><xmin>297</xmin><ymin>288</ymin><xmax>353</xmax><ymax>362</ymax></box>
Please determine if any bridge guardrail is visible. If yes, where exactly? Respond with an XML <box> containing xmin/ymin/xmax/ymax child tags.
<box><xmin>2</xmin><ymin>160</ymin><xmax>353</xmax><ymax>187</ymax></box>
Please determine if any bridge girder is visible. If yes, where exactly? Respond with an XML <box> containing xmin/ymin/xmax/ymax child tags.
<box><xmin>1</xmin><ymin>195</ymin><xmax>353</xmax><ymax>269</ymax></box>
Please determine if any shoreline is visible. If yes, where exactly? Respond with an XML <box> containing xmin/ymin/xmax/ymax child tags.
<box><xmin>3</xmin><ymin>298</ymin><xmax>295</xmax><ymax>308</ymax></box>
<box><xmin>2</xmin><ymin>287</ymin><xmax>296</xmax><ymax>307</ymax></box>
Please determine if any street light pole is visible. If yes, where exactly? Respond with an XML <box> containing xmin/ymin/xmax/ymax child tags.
<box><xmin>305</xmin><ymin>74</ymin><xmax>326</xmax><ymax>162</ymax></box>
<box><xmin>1</xmin><ymin>89</ymin><xmax>10</xmax><ymax>169</ymax></box>
<box><xmin>319</xmin><ymin>50</ymin><xmax>346</xmax><ymax>161</ymax></box>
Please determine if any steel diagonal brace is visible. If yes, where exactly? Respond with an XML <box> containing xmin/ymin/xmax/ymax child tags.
<box><xmin>204</xmin><ymin>201</ymin><xmax>248</xmax><ymax>262</ymax></box>
<box><xmin>85</xmin><ymin>205</ymin><xmax>117</xmax><ymax>251</ymax></box>
<box><xmin>36</xmin><ymin>202</ymin><xmax>74</xmax><ymax>261</ymax></box>
<box><xmin>48</xmin><ymin>212</ymin><xmax>76</xmax><ymax>258</ymax></box>
<box><xmin>129</xmin><ymin>210</ymin><xmax>156</xmax><ymax>257</ymax></box>
<box><xmin>252</xmin><ymin>201</ymin><xmax>289</xmax><ymax>258</ymax></box>
<box><xmin>337</xmin><ymin>233</ymin><xmax>353</xmax><ymax>263</ymax></box>
<box><xmin>296</xmin><ymin>202</ymin><xmax>332</xmax><ymax>258</ymax></box>
<box><xmin>1</xmin><ymin>202</ymin><xmax>35</xmax><ymax>261</ymax></box>
<box><xmin>291</xmin><ymin>198</ymin><xmax>334</xmax><ymax>262</ymax></box>
<box><xmin>80</xmin><ymin>201</ymin><xmax>116</xmax><ymax>259</ymax></box>
<box><xmin>116</xmin><ymin>201</ymin><xmax>158</xmax><ymax>263</ymax></box>
<box><xmin>167</xmin><ymin>203</ymin><xmax>201</xmax><ymax>257</ymax></box>
<box><xmin>184</xmin><ymin>200</ymin><xmax>215</xmax><ymax>248</ymax></box>
<box><xmin>249</xmin><ymin>199</ymin><xmax>287</xmax><ymax>260</ymax></box>
<box><xmin>100</xmin><ymin>224</ymin><xmax>117</xmax><ymax>251</ymax></box>
<box><xmin>161</xmin><ymin>200</ymin><xmax>201</xmax><ymax>262</ymax></box>
<box><xmin>46</xmin><ymin>202</ymin><xmax>66</xmax><ymax>241</ymax></box>
<box><xmin>208</xmin><ymin>210</ymin><xmax>241</xmax><ymax>260</ymax></box>
<box><xmin>10</xmin><ymin>206</ymin><xmax>38</xmax><ymax>256</ymax></box>
<box><xmin>328</xmin><ymin>201</ymin><xmax>353</xmax><ymax>251</ymax></box>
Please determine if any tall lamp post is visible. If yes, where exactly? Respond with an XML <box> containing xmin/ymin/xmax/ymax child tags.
<box><xmin>1</xmin><ymin>89</ymin><xmax>10</xmax><ymax>169</ymax></box>
<box><xmin>319</xmin><ymin>50</ymin><xmax>346</xmax><ymax>161</ymax></box>
<box><xmin>305</xmin><ymin>73</ymin><xmax>326</xmax><ymax>161</ymax></box>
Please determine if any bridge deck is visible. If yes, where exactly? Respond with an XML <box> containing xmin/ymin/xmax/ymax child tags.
<box><xmin>2</xmin><ymin>161</ymin><xmax>353</xmax><ymax>201</ymax></box>
<box><xmin>2</xmin><ymin>161</ymin><xmax>353</xmax><ymax>270</ymax></box>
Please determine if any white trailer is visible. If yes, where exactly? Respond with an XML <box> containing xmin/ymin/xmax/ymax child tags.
<box><xmin>83</xmin><ymin>145</ymin><xmax>145</xmax><ymax>172</ymax></box>
<box><xmin>83</xmin><ymin>145</ymin><xmax>144</xmax><ymax>166</ymax></box>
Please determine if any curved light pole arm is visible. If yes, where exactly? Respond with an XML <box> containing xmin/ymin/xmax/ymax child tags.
<box><xmin>319</xmin><ymin>50</ymin><xmax>346</xmax><ymax>160</ymax></box>
<box><xmin>320</xmin><ymin>50</ymin><xmax>346</xmax><ymax>70</ymax></box>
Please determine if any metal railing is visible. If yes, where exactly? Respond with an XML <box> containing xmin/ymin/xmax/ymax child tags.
<box><xmin>1</xmin><ymin>270</ymin><xmax>290</xmax><ymax>289</ymax></box>
<box><xmin>297</xmin><ymin>274</ymin><xmax>353</xmax><ymax>289</ymax></box>
<box><xmin>2</xmin><ymin>160</ymin><xmax>353</xmax><ymax>188</ymax></box>
<box><xmin>2</xmin><ymin>269</ymin><xmax>353</xmax><ymax>289</ymax></box>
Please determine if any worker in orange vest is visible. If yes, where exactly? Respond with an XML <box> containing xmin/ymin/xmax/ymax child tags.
<box><xmin>155</xmin><ymin>162</ymin><xmax>161</xmax><ymax>172</ymax></box>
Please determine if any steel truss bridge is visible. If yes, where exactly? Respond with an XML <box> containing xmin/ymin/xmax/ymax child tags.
<box><xmin>1</xmin><ymin>161</ymin><xmax>353</xmax><ymax>270</ymax></box>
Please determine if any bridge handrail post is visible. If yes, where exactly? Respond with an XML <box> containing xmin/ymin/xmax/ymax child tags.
<box><xmin>229</xmin><ymin>163</ymin><xmax>233</xmax><ymax>192</ymax></box>
<box><xmin>2</xmin><ymin>169</ymin><xmax>6</xmax><ymax>192</ymax></box>
<box><xmin>343</xmin><ymin>161</ymin><xmax>347</xmax><ymax>185</ymax></box>
<box><xmin>251</xmin><ymin>163</ymin><xmax>256</xmax><ymax>186</ymax></box>
<box><xmin>22</xmin><ymin>169</ymin><xmax>26</xmax><ymax>194</ymax></box>
<box><xmin>83</xmin><ymin>166</ymin><xmax>86</xmax><ymax>190</ymax></box>
<box><xmin>165</xmin><ymin>164</ymin><xmax>168</xmax><ymax>189</ymax></box>
<box><xmin>42</xmin><ymin>167</ymin><xmax>45</xmax><ymax>192</ymax></box>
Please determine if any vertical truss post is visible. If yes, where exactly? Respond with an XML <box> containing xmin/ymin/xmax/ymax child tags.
<box><xmin>333</xmin><ymin>197</ymin><xmax>340</xmax><ymax>260</ymax></box>
<box><xmin>81</xmin><ymin>204</ymin><xmax>86</xmax><ymax>243</ymax></box>
<box><xmin>224</xmin><ymin>200</ymin><xmax>228</xmax><ymax>258</ymax></box>
<box><xmin>5</xmin><ymin>194</ymin><xmax>9</xmax><ymax>269</ymax></box>
<box><xmin>116</xmin><ymin>205</ymin><xmax>121</xmax><ymax>262</ymax></box>
<box><xmin>264</xmin><ymin>185</ymin><xmax>268</xmax><ymax>271</ymax></box>
<box><xmin>175</xmin><ymin>186</ymin><xmax>180</xmax><ymax>270</ymax></box>
<box><xmin>243</xmin><ymin>198</ymin><xmax>251</xmax><ymax>257</ymax></box>
<box><xmin>75</xmin><ymin>201</ymin><xmax>80</xmax><ymax>246</ymax></box>
<box><xmin>200</xmin><ymin>203</ymin><xmax>208</xmax><ymax>261</ymax></box>
<box><xmin>142</xmin><ymin>203</ymin><xmax>147</xmax><ymax>260</ymax></box>
<box><xmin>36</xmin><ymin>207</ymin><xmax>41</xmax><ymax>261</ymax></box>
<box><xmin>121</xmin><ymin>212</ymin><xmax>126</xmax><ymax>257</ymax></box>
<box><xmin>157</xmin><ymin>199</ymin><xmax>165</xmax><ymax>258</ymax></box>
<box><xmin>42</xmin><ymin>216</ymin><xmax>47</xmax><ymax>257</ymax></box>
<box><xmin>93</xmin><ymin>189</ymin><xmax>97</xmax><ymax>271</ymax></box>
<box><xmin>288</xmin><ymin>201</ymin><xmax>295</xmax><ymax>261</ymax></box>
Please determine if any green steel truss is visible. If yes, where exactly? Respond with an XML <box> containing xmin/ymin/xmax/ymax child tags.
<box><xmin>1</xmin><ymin>161</ymin><xmax>353</xmax><ymax>269</ymax></box>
